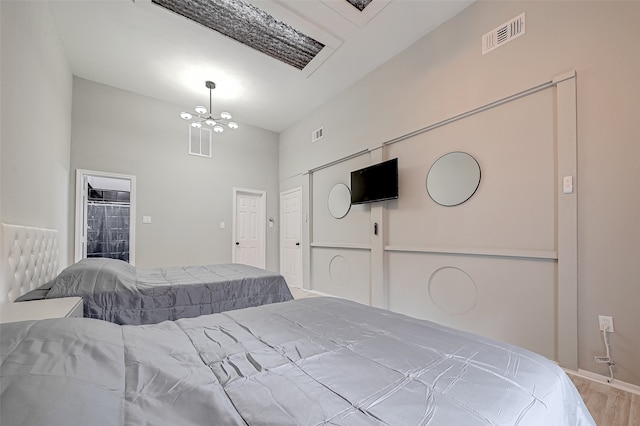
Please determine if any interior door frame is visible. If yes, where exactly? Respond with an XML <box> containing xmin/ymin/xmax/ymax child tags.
<box><xmin>232</xmin><ymin>187</ymin><xmax>266</xmax><ymax>268</ymax></box>
<box><xmin>280</xmin><ymin>186</ymin><xmax>303</xmax><ymax>288</ymax></box>
<box><xmin>74</xmin><ymin>169</ymin><xmax>137</xmax><ymax>265</ymax></box>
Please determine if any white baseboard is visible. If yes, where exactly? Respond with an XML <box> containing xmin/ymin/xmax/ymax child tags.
<box><xmin>291</xmin><ymin>286</ymin><xmax>333</xmax><ymax>297</ymax></box>
<box><xmin>298</xmin><ymin>288</ymin><xmax>345</xmax><ymax>299</ymax></box>
<box><xmin>564</xmin><ymin>368</ymin><xmax>640</xmax><ymax>396</ymax></box>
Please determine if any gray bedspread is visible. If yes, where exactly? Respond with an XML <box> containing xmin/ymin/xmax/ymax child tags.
<box><xmin>16</xmin><ymin>258</ymin><xmax>293</xmax><ymax>325</ymax></box>
<box><xmin>0</xmin><ymin>297</ymin><xmax>594</xmax><ymax>425</ymax></box>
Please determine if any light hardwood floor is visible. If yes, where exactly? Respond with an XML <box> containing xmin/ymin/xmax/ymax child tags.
<box><xmin>287</xmin><ymin>287</ymin><xmax>640</xmax><ymax>425</ymax></box>
<box><xmin>568</xmin><ymin>374</ymin><xmax>640</xmax><ymax>426</ymax></box>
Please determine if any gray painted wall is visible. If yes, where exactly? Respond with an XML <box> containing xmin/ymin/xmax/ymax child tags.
<box><xmin>279</xmin><ymin>1</ymin><xmax>640</xmax><ymax>386</ymax></box>
<box><xmin>0</xmin><ymin>2</ymin><xmax>72</xmax><ymax>267</ymax></box>
<box><xmin>71</xmin><ymin>77</ymin><xmax>280</xmax><ymax>270</ymax></box>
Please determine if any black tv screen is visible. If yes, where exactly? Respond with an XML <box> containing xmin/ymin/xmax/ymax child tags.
<box><xmin>350</xmin><ymin>158</ymin><xmax>398</xmax><ymax>204</ymax></box>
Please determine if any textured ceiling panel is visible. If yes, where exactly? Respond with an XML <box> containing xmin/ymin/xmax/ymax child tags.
<box><xmin>152</xmin><ymin>0</ymin><xmax>325</xmax><ymax>70</ymax></box>
<box><xmin>345</xmin><ymin>0</ymin><xmax>373</xmax><ymax>12</ymax></box>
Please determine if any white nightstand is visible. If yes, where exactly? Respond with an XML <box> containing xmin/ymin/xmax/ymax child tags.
<box><xmin>0</xmin><ymin>297</ymin><xmax>83</xmax><ymax>324</ymax></box>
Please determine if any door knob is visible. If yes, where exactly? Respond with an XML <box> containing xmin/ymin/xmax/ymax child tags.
<box><xmin>235</xmin><ymin>242</ymin><xmax>239</xmax><ymax>245</ymax></box>
<box><xmin>296</xmin><ymin>242</ymin><xmax>300</xmax><ymax>246</ymax></box>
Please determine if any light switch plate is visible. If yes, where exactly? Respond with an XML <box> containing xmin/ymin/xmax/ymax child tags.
<box><xmin>562</xmin><ymin>176</ymin><xmax>573</xmax><ymax>194</ymax></box>
<box><xmin>142</xmin><ymin>216</ymin><xmax>152</xmax><ymax>224</ymax></box>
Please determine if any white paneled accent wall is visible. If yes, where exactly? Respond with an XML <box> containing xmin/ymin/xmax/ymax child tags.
<box><xmin>295</xmin><ymin>76</ymin><xmax>576</xmax><ymax>368</ymax></box>
<box><xmin>380</xmin><ymin>88</ymin><xmax>558</xmax><ymax>359</ymax></box>
<box><xmin>310</xmin><ymin>154</ymin><xmax>373</xmax><ymax>300</ymax></box>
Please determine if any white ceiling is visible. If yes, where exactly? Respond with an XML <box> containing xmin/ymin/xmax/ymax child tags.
<box><xmin>50</xmin><ymin>0</ymin><xmax>473</xmax><ymax>133</ymax></box>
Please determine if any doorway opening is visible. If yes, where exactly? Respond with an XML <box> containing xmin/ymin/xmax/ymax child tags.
<box><xmin>75</xmin><ymin>170</ymin><xmax>136</xmax><ymax>264</ymax></box>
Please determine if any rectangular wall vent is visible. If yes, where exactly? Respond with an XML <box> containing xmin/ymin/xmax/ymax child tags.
<box><xmin>482</xmin><ymin>13</ymin><xmax>525</xmax><ymax>55</ymax></box>
<box><xmin>189</xmin><ymin>126</ymin><xmax>212</xmax><ymax>158</ymax></box>
<box><xmin>312</xmin><ymin>127</ymin><xmax>324</xmax><ymax>142</ymax></box>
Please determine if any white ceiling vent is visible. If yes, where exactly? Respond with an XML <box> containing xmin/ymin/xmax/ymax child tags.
<box><xmin>312</xmin><ymin>127</ymin><xmax>324</xmax><ymax>142</ymax></box>
<box><xmin>482</xmin><ymin>13</ymin><xmax>525</xmax><ymax>55</ymax></box>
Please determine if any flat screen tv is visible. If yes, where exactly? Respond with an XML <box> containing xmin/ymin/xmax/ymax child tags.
<box><xmin>350</xmin><ymin>158</ymin><xmax>398</xmax><ymax>204</ymax></box>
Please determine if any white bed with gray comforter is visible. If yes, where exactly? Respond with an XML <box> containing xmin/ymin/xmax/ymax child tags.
<box><xmin>2</xmin><ymin>223</ymin><xmax>292</xmax><ymax>326</ymax></box>
<box><xmin>0</xmin><ymin>297</ymin><xmax>594</xmax><ymax>425</ymax></box>
<box><xmin>16</xmin><ymin>257</ymin><xmax>293</xmax><ymax>325</ymax></box>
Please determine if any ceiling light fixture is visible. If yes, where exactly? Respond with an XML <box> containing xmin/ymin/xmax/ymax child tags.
<box><xmin>180</xmin><ymin>81</ymin><xmax>238</xmax><ymax>133</ymax></box>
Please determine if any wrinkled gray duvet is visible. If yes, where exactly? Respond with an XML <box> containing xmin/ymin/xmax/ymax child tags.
<box><xmin>1</xmin><ymin>297</ymin><xmax>594</xmax><ymax>425</ymax></box>
<box><xmin>16</xmin><ymin>258</ymin><xmax>293</xmax><ymax>325</ymax></box>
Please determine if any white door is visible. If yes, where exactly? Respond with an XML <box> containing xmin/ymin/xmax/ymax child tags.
<box><xmin>280</xmin><ymin>188</ymin><xmax>303</xmax><ymax>287</ymax></box>
<box><xmin>233</xmin><ymin>188</ymin><xmax>266</xmax><ymax>269</ymax></box>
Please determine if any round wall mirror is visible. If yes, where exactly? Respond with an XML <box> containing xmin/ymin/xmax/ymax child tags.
<box><xmin>426</xmin><ymin>152</ymin><xmax>481</xmax><ymax>206</ymax></box>
<box><xmin>328</xmin><ymin>183</ymin><xmax>351</xmax><ymax>219</ymax></box>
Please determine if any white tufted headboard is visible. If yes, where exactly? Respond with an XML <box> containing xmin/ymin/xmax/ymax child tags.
<box><xmin>0</xmin><ymin>224</ymin><xmax>59</xmax><ymax>303</ymax></box>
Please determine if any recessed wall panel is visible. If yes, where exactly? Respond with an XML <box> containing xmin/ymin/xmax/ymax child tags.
<box><xmin>386</xmin><ymin>90</ymin><xmax>555</xmax><ymax>252</ymax></box>
<box><xmin>386</xmin><ymin>251</ymin><xmax>556</xmax><ymax>360</ymax></box>
<box><xmin>312</xmin><ymin>153</ymin><xmax>371</xmax><ymax>245</ymax></box>
<box><xmin>311</xmin><ymin>247</ymin><xmax>370</xmax><ymax>304</ymax></box>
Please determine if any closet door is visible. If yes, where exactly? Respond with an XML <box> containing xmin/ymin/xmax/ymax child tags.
<box><xmin>280</xmin><ymin>187</ymin><xmax>302</xmax><ymax>287</ymax></box>
<box><xmin>232</xmin><ymin>188</ymin><xmax>266</xmax><ymax>269</ymax></box>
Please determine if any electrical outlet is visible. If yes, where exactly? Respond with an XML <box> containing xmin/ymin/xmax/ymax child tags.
<box><xmin>598</xmin><ymin>315</ymin><xmax>614</xmax><ymax>332</ymax></box>
<box><xmin>595</xmin><ymin>356</ymin><xmax>611</xmax><ymax>364</ymax></box>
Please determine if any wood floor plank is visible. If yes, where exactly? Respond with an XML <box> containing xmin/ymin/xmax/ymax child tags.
<box><xmin>568</xmin><ymin>373</ymin><xmax>640</xmax><ymax>426</ymax></box>
<box><xmin>573</xmin><ymin>377</ymin><xmax>590</xmax><ymax>395</ymax></box>
<box><xmin>605</xmin><ymin>388</ymin><xmax>631</xmax><ymax>426</ymax></box>
<box><xmin>629</xmin><ymin>393</ymin><xmax>640</xmax><ymax>426</ymax></box>
<box><xmin>589</xmin><ymin>386</ymin><xmax>611</xmax><ymax>424</ymax></box>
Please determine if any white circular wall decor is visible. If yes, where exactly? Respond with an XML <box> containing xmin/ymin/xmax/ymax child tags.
<box><xmin>426</xmin><ymin>151</ymin><xmax>481</xmax><ymax>207</ymax></box>
<box><xmin>329</xmin><ymin>255</ymin><xmax>350</xmax><ymax>288</ymax></box>
<box><xmin>427</xmin><ymin>266</ymin><xmax>478</xmax><ymax>315</ymax></box>
<box><xmin>328</xmin><ymin>183</ymin><xmax>351</xmax><ymax>219</ymax></box>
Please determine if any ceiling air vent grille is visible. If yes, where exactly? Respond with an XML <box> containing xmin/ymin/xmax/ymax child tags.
<box><xmin>312</xmin><ymin>127</ymin><xmax>324</xmax><ymax>142</ymax></box>
<box><xmin>482</xmin><ymin>13</ymin><xmax>525</xmax><ymax>55</ymax></box>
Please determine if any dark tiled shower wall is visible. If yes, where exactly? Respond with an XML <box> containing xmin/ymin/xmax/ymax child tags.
<box><xmin>86</xmin><ymin>203</ymin><xmax>130</xmax><ymax>262</ymax></box>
